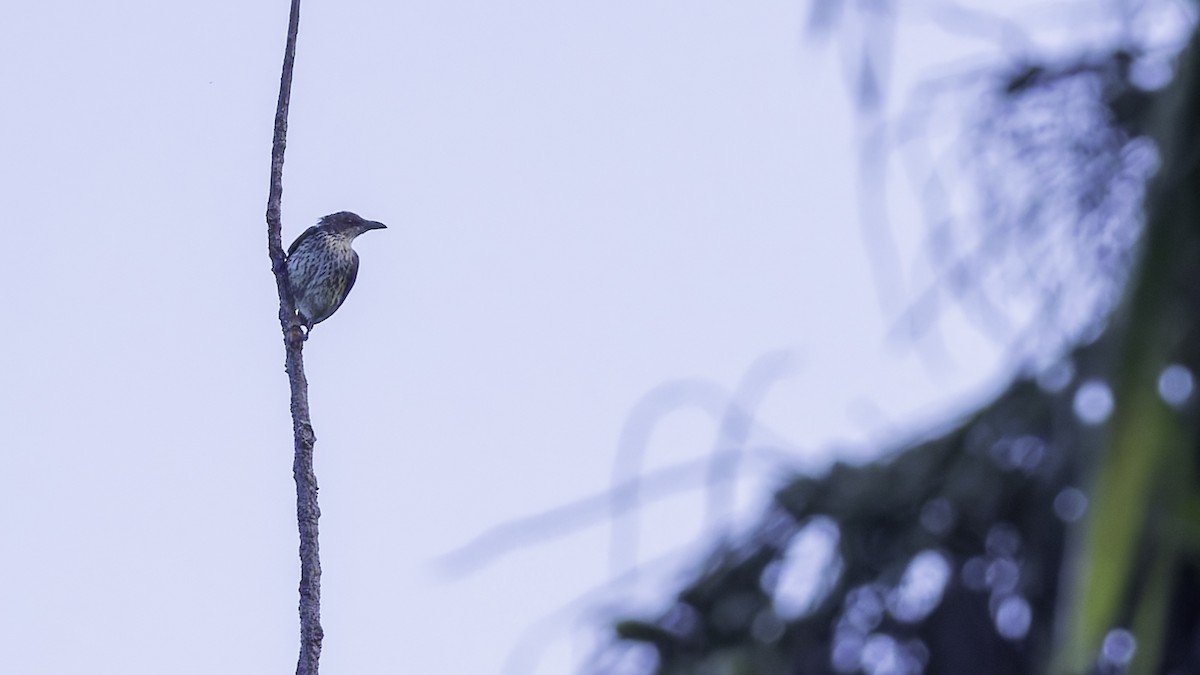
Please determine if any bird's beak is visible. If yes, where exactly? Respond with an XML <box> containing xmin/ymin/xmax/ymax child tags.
<box><xmin>366</xmin><ymin>220</ymin><xmax>387</xmax><ymax>231</ymax></box>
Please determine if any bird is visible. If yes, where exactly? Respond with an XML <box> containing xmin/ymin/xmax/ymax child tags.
<box><xmin>286</xmin><ymin>211</ymin><xmax>387</xmax><ymax>333</ymax></box>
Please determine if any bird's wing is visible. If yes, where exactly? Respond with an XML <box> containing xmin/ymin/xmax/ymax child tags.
<box><xmin>287</xmin><ymin>225</ymin><xmax>320</xmax><ymax>257</ymax></box>
<box><xmin>333</xmin><ymin>252</ymin><xmax>361</xmax><ymax>315</ymax></box>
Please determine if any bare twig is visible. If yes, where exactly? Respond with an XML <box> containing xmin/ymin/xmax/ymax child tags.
<box><xmin>264</xmin><ymin>1</ymin><xmax>322</xmax><ymax>674</ymax></box>
<box><xmin>607</xmin><ymin>356</ymin><xmax>795</xmax><ymax>581</ymax></box>
<box><xmin>436</xmin><ymin>443</ymin><xmax>800</xmax><ymax>577</ymax></box>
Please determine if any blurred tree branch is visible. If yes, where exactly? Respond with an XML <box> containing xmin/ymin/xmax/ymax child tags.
<box><xmin>609</xmin><ymin>4</ymin><xmax>1200</xmax><ymax>674</ymax></box>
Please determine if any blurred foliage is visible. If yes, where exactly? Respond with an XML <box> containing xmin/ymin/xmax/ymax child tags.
<box><xmin>609</xmin><ymin>6</ymin><xmax>1200</xmax><ymax>675</ymax></box>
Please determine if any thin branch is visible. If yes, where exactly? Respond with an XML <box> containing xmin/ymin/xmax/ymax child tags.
<box><xmin>606</xmin><ymin>359</ymin><xmax>797</xmax><ymax>581</ymax></box>
<box><xmin>702</xmin><ymin>350</ymin><xmax>795</xmax><ymax>534</ymax></box>
<box><xmin>264</xmin><ymin>2</ymin><xmax>322</xmax><ymax>674</ymax></box>
<box><xmin>435</xmin><ymin>444</ymin><xmax>801</xmax><ymax>578</ymax></box>
<box><xmin>607</xmin><ymin>379</ymin><xmax>732</xmax><ymax>580</ymax></box>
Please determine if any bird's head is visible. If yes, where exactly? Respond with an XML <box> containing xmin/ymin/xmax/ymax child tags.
<box><xmin>318</xmin><ymin>211</ymin><xmax>387</xmax><ymax>238</ymax></box>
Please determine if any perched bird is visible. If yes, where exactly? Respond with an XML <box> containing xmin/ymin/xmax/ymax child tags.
<box><xmin>286</xmin><ymin>211</ymin><xmax>387</xmax><ymax>332</ymax></box>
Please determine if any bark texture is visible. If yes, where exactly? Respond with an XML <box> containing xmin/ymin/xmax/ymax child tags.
<box><xmin>264</xmin><ymin>2</ymin><xmax>323</xmax><ymax>674</ymax></box>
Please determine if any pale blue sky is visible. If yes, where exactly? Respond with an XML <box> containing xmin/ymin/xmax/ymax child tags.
<box><xmin>0</xmin><ymin>1</ymin><xmax>1168</xmax><ymax>673</ymax></box>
